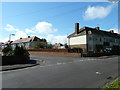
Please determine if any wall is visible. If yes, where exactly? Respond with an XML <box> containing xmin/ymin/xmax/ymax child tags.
<box><xmin>28</xmin><ymin>49</ymin><xmax>81</xmax><ymax>57</ymax></box>
<box><xmin>28</xmin><ymin>49</ymin><xmax>68</xmax><ymax>52</ymax></box>
<box><xmin>69</xmin><ymin>35</ymin><xmax>87</xmax><ymax>45</ymax></box>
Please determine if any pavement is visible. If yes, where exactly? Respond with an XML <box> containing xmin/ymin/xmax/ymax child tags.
<box><xmin>2</xmin><ymin>55</ymin><xmax>119</xmax><ymax>88</ymax></box>
<box><xmin>1</xmin><ymin>59</ymin><xmax>44</xmax><ymax>71</ymax></box>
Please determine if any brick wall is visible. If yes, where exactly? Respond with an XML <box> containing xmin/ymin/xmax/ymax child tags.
<box><xmin>28</xmin><ymin>49</ymin><xmax>68</xmax><ymax>52</ymax></box>
<box><xmin>28</xmin><ymin>49</ymin><xmax>81</xmax><ymax>57</ymax></box>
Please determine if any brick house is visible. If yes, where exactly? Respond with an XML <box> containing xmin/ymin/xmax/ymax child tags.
<box><xmin>67</xmin><ymin>23</ymin><xmax>120</xmax><ymax>53</ymax></box>
<box><xmin>53</xmin><ymin>43</ymin><xmax>65</xmax><ymax>49</ymax></box>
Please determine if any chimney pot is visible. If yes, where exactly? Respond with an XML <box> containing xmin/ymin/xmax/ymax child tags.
<box><xmin>95</xmin><ymin>27</ymin><xmax>99</xmax><ymax>30</ymax></box>
<box><xmin>109</xmin><ymin>30</ymin><xmax>114</xmax><ymax>33</ymax></box>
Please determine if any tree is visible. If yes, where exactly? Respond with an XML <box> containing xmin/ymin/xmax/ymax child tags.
<box><xmin>13</xmin><ymin>46</ymin><xmax>29</xmax><ymax>56</ymax></box>
<box><xmin>34</xmin><ymin>42</ymin><xmax>53</xmax><ymax>49</ymax></box>
<box><xmin>2</xmin><ymin>46</ymin><xmax>12</xmax><ymax>56</ymax></box>
<box><xmin>46</xmin><ymin>43</ymin><xmax>53</xmax><ymax>49</ymax></box>
<box><xmin>34</xmin><ymin>42</ymin><xmax>47</xmax><ymax>49</ymax></box>
<box><xmin>40</xmin><ymin>38</ymin><xmax>47</xmax><ymax>42</ymax></box>
<box><xmin>64</xmin><ymin>43</ymin><xmax>68</xmax><ymax>49</ymax></box>
<box><xmin>2</xmin><ymin>45</ymin><xmax>29</xmax><ymax>56</ymax></box>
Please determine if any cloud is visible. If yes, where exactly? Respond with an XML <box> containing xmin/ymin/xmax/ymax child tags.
<box><xmin>13</xmin><ymin>30</ymin><xmax>27</xmax><ymax>40</ymax></box>
<box><xmin>25</xmin><ymin>29</ymin><xmax>35</xmax><ymax>34</ymax></box>
<box><xmin>0</xmin><ymin>38</ymin><xmax>9</xmax><ymax>43</ymax></box>
<box><xmin>46</xmin><ymin>34</ymin><xmax>67</xmax><ymax>44</ymax></box>
<box><xmin>84</xmin><ymin>5</ymin><xmax>113</xmax><ymax>20</ymax></box>
<box><xmin>3</xmin><ymin>24</ymin><xmax>27</xmax><ymax>42</ymax></box>
<box><xmin>3</xmin><ymin>22</ymin><xmax>67</xmax><ymax>44</ymax></box>
<box><xmin>35</xmin><ymin>22</ymin><xmax>57</xmax><ymax>34</ymax></box>
<box><xmin>3</xmin><ymin>24</ymin><xmax>19</xmax><ymax>31</ymax></box>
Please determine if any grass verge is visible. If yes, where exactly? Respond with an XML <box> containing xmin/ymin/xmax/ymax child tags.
<box><xmin>104</xmin><ymin>77</ymin><xmax>120</xmax><ymax>90</ymax></box>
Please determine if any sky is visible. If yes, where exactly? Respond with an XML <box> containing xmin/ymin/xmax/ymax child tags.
<box><xmin>0</xmin><ymin>1</ymin><xmax>119</xmax><ymax>44</ymax></box>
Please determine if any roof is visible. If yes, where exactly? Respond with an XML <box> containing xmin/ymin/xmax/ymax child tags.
<box><xmin>3</xmin><ymin>41</ymin><xmax>13</xmax><ymax>45</ymax></box>
<box><xmin>12</xmin><ymin>36</ymin><xmax>39</xmax><ymax>44</ymax></box>
<box><xmin>53</xmin><ymin>43</ymin><xmax>63</xmax><ymax>47</ymax></box>
<box><xmin>0</xmin><ymin>42</ymin><xmax>4</xmax><ymax>45</ymax></box>
<box><xmin>68</xmin><ymin>26</ymin><xmax>120</xmax><ymax>39</ymax></box>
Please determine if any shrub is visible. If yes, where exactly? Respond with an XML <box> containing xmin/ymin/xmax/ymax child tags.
<box><xmin>46</xmin><ymin>43</ymin><xmax>53</xmax><ymax>49</ymax></box>
<box><xmin>34</xmin><ymin>42</ymin><xmax>53</xmax><ymax>49</ymax></box>
<box><xmin>34</xmin><ymin>42</ymin><xmax>47</xmax><ymax>49</ymax></box>
<box><xmin>71</xmin><ymin>47</ymin><xmax>83</xmax><ymax>53</ymax></box>
<box><xmin>13</xmin><ymin>46</ymin><xmax>29</xmax><ymax>56</ymax></box>
<box><xmin>2</xmin><ymin>46</ymin><xmax>12</xmax><ymax>56</ymax></box>
<box><xmin>2</xmin><ymin>46</ymin><xmax>29</xmax><ymax>56</ymax></box>
<box><xmin>64</xmin><ymin>43</ymin><xmax>69</xmax><ymax>49</ymax></box>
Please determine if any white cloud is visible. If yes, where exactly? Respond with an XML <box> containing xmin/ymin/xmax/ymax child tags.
<box><xmin>12</xmin><ymin>30</ymin><xmax>27</xmax><ymax>41</ymax></box>
<box><xmin>3</xmin><ymin>22</ymin><xmax>67</xmax><ymax>44</ymax></box>
<box><xmin>0</xmin><ymin>38</ymin><xmax>9</xmax><ymax>43</ymax></box>
<box><xmin>84</xmin><ymin>5</ymin><xmax>113</xmax><ymax>20</ymax></box>
<box><xmin>35</xmin><ymin>22</ymin><xmax>57</xmax><ymax>34</ymax></box>
<box><xmin>4</xmin><ymin>24</ymin><xmax>19</xmax><ymax>31</ymax></box>
<box><xmin>25</xmin><ymin>28</ymin><xmax>35</xmax><ymax>34</ymax></box>
<box><xmin>3</xmin><ymin>24</ymin><xmax>27</xmax><ymax>42</ymax></box>
<box><xmin>46</xmin><ymin>34</ymin><xmax>67</xmax><ymax>44</ymax></box>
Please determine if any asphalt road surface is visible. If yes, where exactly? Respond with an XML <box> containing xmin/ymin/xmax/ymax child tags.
<box><xmin>2</xmin><ymin>55</ymin><xmax>119</xmax><ymax>88</ymax></box>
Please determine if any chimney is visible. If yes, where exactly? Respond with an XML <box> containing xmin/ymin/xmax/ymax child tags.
<box><xmin>28</xmin><ymin>36</ymin><xmax>30</xmax><ymax>38</ymax></box>
<box><xmin>75</xmin><ymin>23</ymin><xmax>79</xmax><ymax>34</ymax></box>
<box><xmin>109</xmin><ymin>30</ymin><xmax>114</xmax><ymax>33</ymax></box>
<box><xmin>20</xmin><ymin>38</ymin><xmax>22</xmax><ymax>39</ymax></box>
<box><xmin>95</xmin><ymin>27</ymin><xmax>99</xmax><ymax>30</ymax></box>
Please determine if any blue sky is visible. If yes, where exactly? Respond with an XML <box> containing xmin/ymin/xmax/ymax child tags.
<box><xmin>0</xmin><ymin>2</ymin><xmax>119</xmax><ymax>44</ymax></box>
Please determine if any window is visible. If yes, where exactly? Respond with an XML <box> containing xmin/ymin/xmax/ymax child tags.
<box><xmin>89</xmin><ymin>36</ymin><xmax>92</xmax><ymax>40</ymax></box>
<box><xmin>115</xmin><ymin>39</ymin><xmax>118</xmax><ymax>43</ymax></box>
<box><xmin>104</xmin><ymin>38</ymin><xmax>106</xmax><ymax>41</ymax></box>
<box><xmin>93</xmin><ymin>36</ymin><xmax>96</xmax><ymax>41</ymax></box>
<box><xmin>100</xmin><ymin>38</ymin><xmax>102</xmax><ymax>42</ymax></box>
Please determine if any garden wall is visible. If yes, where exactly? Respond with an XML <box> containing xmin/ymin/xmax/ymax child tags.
<box><xmin>28</xmin><ymin>49</ymin><xmax>118</xmax><ymax>57</ymax></box>
<box><xmin>28</xmin><ymin>49</ymin><xmax>82</xmax><ymax>57</ymax></box>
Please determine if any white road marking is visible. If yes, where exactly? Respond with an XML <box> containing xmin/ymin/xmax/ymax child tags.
<box><xmin>57</xmin><ymin>63</ymin><xmax>62</xmax><ymax>65</ymax></box>
<box><xmin>2</xmin><ymin>58</ymin><xmax>108</xmax><ymax>73</ymax></box>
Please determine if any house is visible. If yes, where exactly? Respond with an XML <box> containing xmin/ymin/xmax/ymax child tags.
<box><xmin>67</xmin><ymin>23</ymin><xmax>120</xmax><ymax>53</ymax></box>
<box><xmin>0</xmin><ymin>42</ymin><xmax>5</xmax><ymax>50</ymax></box>
<box><xmin>11</xmin><ymin>36</ymin><xmax>42</xmax><ymax>49</ymax></box>
<box><xmin>0</xmin><ymin>41</ymin><xmax>13</xmax><ymax>50</ymax></box>
<box><xmin>53</xmin><ymin>43</ymin><xmax>65</xmax><ymax>49</ymax></box>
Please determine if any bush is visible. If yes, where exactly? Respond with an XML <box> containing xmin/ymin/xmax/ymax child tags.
<box><xmin>71</xmin><ymin>47</ymin><xmax>83</xmax><ymax>53</ymax></box>
<box><xmin>34</xmin><ymin>42</ymin><xmax>47</xmax><ymax>49</ymax></box>
<box><xmin>13</xmin><ymin>46</ymin><xmax>29</xmax><ymax>56</ymax></box>
<box><xmin>2</xmin><ymin>46</ymin><xmax>29</xmax><ymax>56</ymax></box>
<box><xmin>46</xmin><ymin>44</ymin><xmax>53</xmax><ymax>49</ymax></box>
<box><xmin>2</xmin><ymin>46</ymin><xmax>12</xmax><ymax>56</ymax></box>
<box><xmin>34</xmin><ymin>42</ymin><xmax>53</xmax><ymax>49</ymax></box>
<box><xmin>64</xmin><ymin>43</ymin><xmax>69</xmax><ymax>49</ymax></box>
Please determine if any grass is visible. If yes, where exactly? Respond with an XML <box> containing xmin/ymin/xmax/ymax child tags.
<box><xmin>104</xmin><ymin>77</ymin><xmax>120</xmax><ymax>90</ymax></box>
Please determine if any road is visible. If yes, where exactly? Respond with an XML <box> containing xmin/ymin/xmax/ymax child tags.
<box><xmin>2</xmin><ymin>55</ymin><xmax>119</xmax><ymax>88</ymax></box>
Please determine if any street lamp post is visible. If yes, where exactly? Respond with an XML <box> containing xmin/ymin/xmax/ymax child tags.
<box><xmin>9</xmin><ymin>34</ymin><xmax>15</xmax><ymax>42</ymax></box>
